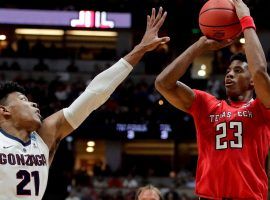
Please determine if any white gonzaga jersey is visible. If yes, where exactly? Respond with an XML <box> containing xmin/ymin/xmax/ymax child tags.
<box><xmin>0</xmin><ymin>129</ymin><xmax>49</xmax><ymax>200</ymax></box>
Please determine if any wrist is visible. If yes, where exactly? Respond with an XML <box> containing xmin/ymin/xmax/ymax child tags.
<box><xmin>130</xmin><ymin>44</ymin><xmax>148</xmax><ymax>58</ymax></box>
<box><xmin>195</xmin><ymin>39</ymin><xmax>207</xmax><ymax>54</ymax></box>
<box><xmin>123</xmin><ymin>44</ymin><xmax>146</xmax><ymax>66</ymax></box>
<box><xmin>135</xmin><ymin>43</ymin><xmax>149</xmax><ymax>53</ymax></box>
<box><xmin>240</xmin><ymin>16</ymin><xmax>256</xmax><ymax>32</ymax></box>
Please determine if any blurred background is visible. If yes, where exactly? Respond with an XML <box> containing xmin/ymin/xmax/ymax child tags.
<box><xmin>0</xmin><ymin>0</ymin><xmax>269</xmax><ymax>199</ymax></box>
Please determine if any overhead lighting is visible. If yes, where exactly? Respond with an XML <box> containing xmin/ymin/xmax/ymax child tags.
<box><xmin>198</xmin><ymin>69</ymin><xmax>206</xmax><ymax>77</ymax></box>
<box><xmin>66</xmin><ymin>30</ymin><xmax>118</xmax><ymax>37</ymax></box>
<box><xmin>239</xmin><ymin>38</ymin><xmax>245</xmax><ymax>44</ymax></box>
<box><xmin>15</xmin><ymin>28</ymin><xmax>64</xmax><ymax>36</ymax></box>
<box><xmin>15</xmin><ymin>29</ymin><xmax>118</xmax><ymax>37</ymax></box>
<box><xmin>86</xmin><ymin>147</ymin><xmax>94</xmax><ymax>153</ymax></box>
<box><xmin>0</xmin><ymin>35</ymin><xmax>6</xmax><ymax>40</ymax></box>
<box><xmin>158</xmin><ymin>99</ymin><xmax>164</xmax><ymax>106</ymax></box>
<box><xmin>87</xmin><ymin>141</ymin><xmax>95</xmax><ymax>147</ymax></box>
<box><xmin>200</xmin><ymin>64</ymin><xmax>206</xmax><ymax>70</ymax></box>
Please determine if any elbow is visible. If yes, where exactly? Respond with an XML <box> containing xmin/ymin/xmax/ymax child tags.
<box><xmin>155</xmin><ymin>75</ymin><xmax>166</xmax><ymax>93</ymax></box>
<box><xmin>155</xmin><ymin>75</ymin><xmax>176</xmax><ymax>93</ymax></box>
<box><xmin>86</xmin><ymin>81</ymin><xmax>111</xmax><ymax>96</ymax></box>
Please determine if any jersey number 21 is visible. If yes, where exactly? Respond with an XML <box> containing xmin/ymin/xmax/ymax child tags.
<box><xmin>17</xmin><ymin>170</ymin><xmax>40</xmax><ymax>196</ymax></box>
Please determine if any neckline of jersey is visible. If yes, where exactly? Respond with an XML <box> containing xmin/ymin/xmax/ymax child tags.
<box><xmin>226</xmin><ymin>98</ymin><xmax>254</xmax><ymax>108</ymax></box>
<box><xmin>0</xmin><ymin>128</ymin><xmax>31</xmax><ymax>146</ymax></box>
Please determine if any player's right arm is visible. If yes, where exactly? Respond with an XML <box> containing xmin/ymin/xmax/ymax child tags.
<box><xmin>233</xmin><ymin>0</ymin><xmax>270</xmax><ymax>108</ymax></box>
<box><xmin>155</xmin><ymin>36</ymin><xmax>232</xmax><ymax>112</ymax></box>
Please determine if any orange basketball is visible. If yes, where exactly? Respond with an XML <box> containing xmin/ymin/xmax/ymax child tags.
<box><xmin>199</xmin><ymin>0</ymin><xmax>242</xmax><ymax>40</ymax></box>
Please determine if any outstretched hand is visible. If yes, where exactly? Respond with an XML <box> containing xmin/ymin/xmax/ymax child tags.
<box><xmin>139</xmin><ymin>7</ymin><xmax>170</xmax><ymax>52</ymax></box>
<box><xmin>198</xmin><ymin>36</ymin><xmax>234</xmax><ymax>51</ymax></box>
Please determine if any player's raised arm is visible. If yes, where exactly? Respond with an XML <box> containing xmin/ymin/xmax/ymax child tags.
<box><xmin>233</xmin><ymin>0</ymin><xmax>270</xmax><ymax>108</ymax></box>
<box><xmin>155</xmin><ymin>36</ymin><xmax>232</xmax><ymax>112</ymax></box>
<box><xmin>38</xmin><ymin>7</ymin><xmax>170</xmax><ymax>163</ymax></box>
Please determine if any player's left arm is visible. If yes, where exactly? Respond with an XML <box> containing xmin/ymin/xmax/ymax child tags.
<box><xmin>38</xmin><ymin>7</ymin><xmax>170</xmax><ymax>164</ymax></box>
<box><xmin>38</xmin><ymin>58</ymin><xmax>135</xmax><ymax>164</ymax></box>
<box><xmin>38</xmin><ymin>58</ymin><xmax>137</xmax><ymax>164</ymax></box>
<box><xmin>233</xmin><ymin>0</ymin><xmax>270</xmax><ymax>108</ymax></box>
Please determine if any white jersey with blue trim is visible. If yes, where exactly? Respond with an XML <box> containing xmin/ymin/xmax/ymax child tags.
<box><xmin>0</xmin><ymin>129</ymin><xmax>49</xmax><ymax>200</ymax></box>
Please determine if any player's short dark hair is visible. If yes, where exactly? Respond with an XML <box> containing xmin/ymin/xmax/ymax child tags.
<box><xmin>135</xmin><ymin>185</ymin><xmax>163</xmax><ymax>200</ymax></box>
<box><xmin>0</xmin><ymin>81</ymin><xmax>25</xmax><ymax>105</ymax></box>
<box><xmin>230</xmin><ymin>52</ymin><xmax>247</xmax><ymax>63</ymax></box>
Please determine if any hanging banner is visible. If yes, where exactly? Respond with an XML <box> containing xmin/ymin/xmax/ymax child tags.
<box><xmin>0</xmin><ymin>8</ymin><xmax>131</xmax><ymax>29</ymax></box>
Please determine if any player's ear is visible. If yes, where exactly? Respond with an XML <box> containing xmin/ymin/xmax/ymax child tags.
<box><xmin>249</xmin><ymin>78</ymin><xmax>254</xmax><ymax>88</ymax></box>
<box><xmin>0</xmin><ymin>105</ymin><xmax>11</xmax><ymax>116</ymax></box>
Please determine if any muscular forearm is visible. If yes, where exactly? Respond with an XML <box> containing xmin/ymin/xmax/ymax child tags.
<box><xmin>244</xmin><ymin>28</ymin><xmax>267</xmax><ymax>75</ymax></box>
<box><xmin>234</xmin><ymin>0</ymin><xmax>267</xmax><ymax>76</ymax></box>
<box><xmin>123</xmin><ymin>44</ymin><xmax>148</xmax><ymax>66</ymax></box>
<box><xmin>232</xmin><ymin>0</ymin><xmax>270</xmax><ymax>107</ymax></box>
<box><xmin>244</xmin><ymin>28</ymin><xmax>270</xmax><ymax>107</ymax></box>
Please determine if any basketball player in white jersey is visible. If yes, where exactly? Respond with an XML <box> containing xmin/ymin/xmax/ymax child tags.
<box><xmin>0</xmin><ymin>7</ymin><xmax>170</xmax><ymax>199</ymax></box>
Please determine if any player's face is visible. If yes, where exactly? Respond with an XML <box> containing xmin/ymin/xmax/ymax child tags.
<box><xmin>4</xmin><ymin>92</ymin><xmax>42</xmax><ymax>131</ymax></box>
<box><xmin>224</xmin><ymin>60</ymin><xmax>253</xmax><ymax>98</ymax></box>
<box><xmin>138</xmin><ymin>190</ymin><xmax>160</xmax><ymax>200</ymax></box>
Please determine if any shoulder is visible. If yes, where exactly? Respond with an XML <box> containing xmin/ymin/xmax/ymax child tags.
<box><xmin>252</xmin><ymin>98</ymin><xmax>270</xmax><ymax>115</ymax></box>
<box><xmin>192</xmin><ymin>89</ymin><xmax>219</xmax><ymax>106</ymax></box>
<box><xmin>31</xmin><ymin>132</ymin><xmax>49</xmax><ymax>152</ymax></box>
<box><xmin>37</xmin><ymin>109</ymin><xmax>72</xmax><ymax>149</ymax></box>
<box><xmin>193</xmin><ymin>89</ymin><xmax>217</xmax><ymax>99</ymax></box>
<box><xmin>188</xmin><ymin>89</ymin><xmax>219</xmax><ymax>115</ymax></box>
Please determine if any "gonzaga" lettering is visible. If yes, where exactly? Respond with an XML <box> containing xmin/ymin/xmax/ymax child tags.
<box><xmin>0</xmin><ymin>153</ymin><xmax>47</xmax><ymax>166</ymax></box>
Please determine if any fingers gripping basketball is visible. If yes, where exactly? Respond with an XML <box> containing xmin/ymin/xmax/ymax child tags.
<box><xmin>199</xmin><ymin>0</ymin><xmax>242</xmax><ymax>40</ymax></box>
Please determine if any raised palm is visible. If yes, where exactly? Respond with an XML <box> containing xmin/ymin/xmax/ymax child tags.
<box><xmin>139</xmin><ymin>7</ymin><xmax>170</xmax><ymax>52</ymax></box>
